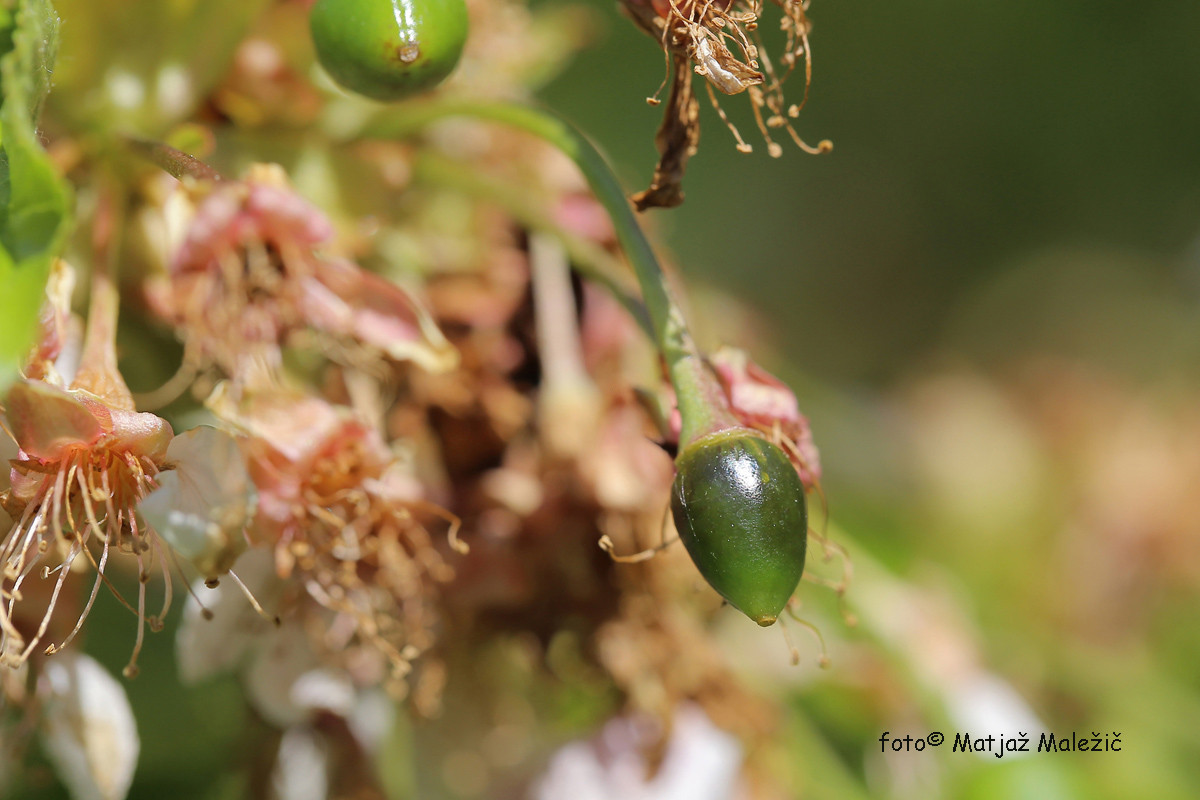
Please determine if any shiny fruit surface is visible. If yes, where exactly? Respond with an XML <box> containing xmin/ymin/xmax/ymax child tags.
<box><xmin>309</xmin><ymin>0</ymin><xmax>468</xmax><ymax>101</ymax></box>
<box><xmin>671</xmin><ymin>429</ymin><xmax>808</xmax><ymax>625</ymax></box>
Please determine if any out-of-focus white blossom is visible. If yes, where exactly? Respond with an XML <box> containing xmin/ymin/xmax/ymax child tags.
<box><xmin>139</xmin><ymin>425</ymin><xmax>256</xmax><ymax>580</ymax></box>
<box><xmin>535</xmin><ymin>704</ymin><xmax>742</xmax><ymax>800</ymax></box>
<box><xmin>39</xmin><ymin>652</ymin><xmax>139</xmax><ymax>800</ymax></box>
<box><xmin>271</xmin><ymin>725</ymin><xmax>330</xmax><ymax>800</ymax></box>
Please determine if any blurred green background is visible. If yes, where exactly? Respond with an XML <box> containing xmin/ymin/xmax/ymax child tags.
<box><xmin>542</xmin><ymin>2</ymin><xmax>1200</xmax><ymax>798</ymax></box>
<box><xmin>546</xmin><ymin>0</ymin><xmax>1200</xmax><ymax>383</ymax></box>
<box><xmin>11</xmin><ymin>1</ymin><xmax>1200</xmax><ymax>798</ymax></box>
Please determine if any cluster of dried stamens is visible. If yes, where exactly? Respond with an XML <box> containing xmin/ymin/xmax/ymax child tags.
<box><xmin>229</xmin><ymin>393</ymin><xmax>464</xmax><ymax>693</ymax></box>
<box><xmin>142</xmin><ymin>159</ymin><xmax>466</xmax><ymax>697</ymax></box>
<box><xmin>147</xmin><ymin>163</ymin><xmax>454</xmax><ymax>392</ymax></box>
<box><xmin>149</xmin><ymin>165</ymin><xmax>328</xmax><ymax>381</ymax></box>
<box><xmin>622</xmin><ymin>0</ymin><xmax>831</xmax><ymax>207</ymax></box>
<box><xmin>1</xmin><ymin>423</ymin><xmax>166</xmax><ymax>674</ymax></box>
<box><xmin>1</xmin><ymin>269</ymin><xmax>175</xmax><ymax>677</ymax></box>
<box><xmin>662</xmin><ymin>0</ymin><xmax>827</xmax><ymax>154</ymax></box>
<box><xmin>633</xmin><ymin>0</ymin><xmax>830</xmax><ymax>146</ymax></box>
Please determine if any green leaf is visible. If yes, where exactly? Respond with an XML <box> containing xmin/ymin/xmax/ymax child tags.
<box><xmin>0</xmin><ymin>0</ymin><xmax>71</xmax><ymax>392</ymax></box>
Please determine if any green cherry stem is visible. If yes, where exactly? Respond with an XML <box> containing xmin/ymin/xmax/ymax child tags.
<box><xmin>359</xmin><ymin>101</ymin><xmax>740</xmax><ymax>444</ymax></box>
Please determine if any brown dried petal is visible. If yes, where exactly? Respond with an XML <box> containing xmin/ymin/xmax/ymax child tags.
<box><xmin>632</xmin><ymin>55</ymin><xmax>701</xmax><ymax>212</ymax></box>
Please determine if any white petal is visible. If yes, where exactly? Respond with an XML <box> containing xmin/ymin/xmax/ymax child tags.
<box><xmin>649</xmin><ymin>705</ymin><xmax>742</xmax><ymax>800</ymax></box>
<box><xmin>271</xmin><ymin>725</ymin><xmax>329</xmax><ymax>800</ymax></box>
<box><xmin>290</xmin><ymin>669</ymin><xmax>356</xmax><ymax>719</ymax></box>
<box><xmin>946</xmin><ymin>672</ymin><xmax>1043</xmax><ymax>761</ymax></box>
<box><xmin>243</xmin><ymin>623</ymin><xmax>323</xmax><ymax>729</ymax></box>
<box><xmin>176</xmin><ymin>547</ymin><xmax>278</xmax><ymax>684</ymax></box>
<box><xmin>39</xmin><ymin>652</ymin><xmax>140</xmax><ymax>800</ymax></box>
<box><xmin>244</xmin><ymin>626</ymin><xmax>360</xmax><ymax>729</ymax></box>
<box><xmin>140</xmin><ymin>425</ymin><xmax>255</xmax><ymax>579</ymax></box>
<box><xmin>347</xmin><ymin>688</ymin><xmax>395</xmax><ymax>755</ymax></box>
<box><xmin>534</xmin><ymin>704</ymin><xmax>742</xmax><ymax>800</ymax></box>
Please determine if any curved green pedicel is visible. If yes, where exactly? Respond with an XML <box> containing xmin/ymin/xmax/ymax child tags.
<box><xmin>310</xmin><ymin>0</ymin><xmax>468</xmax><ymax>102</ymax></box>
<box><xmin>671</xmin><ymin>429</ymin><xmax>808</xmax><ymax>626</ymax></box>
<box><xmin>356</xmin><ymin>103</ymin><xmax>812</xmax><ymax>626</ymax></box>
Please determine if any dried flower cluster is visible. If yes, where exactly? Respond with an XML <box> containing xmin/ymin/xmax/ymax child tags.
<box><xmin>621</xmin><ymin>0</ymin><xmax>832</xmax><ymax>208</ymax></box>
<box><xmin>0</xmin><ymin>0</ymin><xmax>832</xmax><ymax>797</ymax></box>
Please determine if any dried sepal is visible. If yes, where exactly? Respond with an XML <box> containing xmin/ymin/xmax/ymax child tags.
<box><xmin>631</xmin><ymin>54</ymin><xmax>701</xmax><ymax>212</ymax></box>
<box><xmin>648</xmin><ymin>346</ymin><xmax>820</xmax><ymax>491</ymax></box>
<box><xmin>22</xmin><ymin>260</ymin><xmax>81</xmax><ymax>386</ymax></box>
<box><xmin>708</xmin><ymin>346</ymin><xmax>820</xmax><ymax>488</ymax></box>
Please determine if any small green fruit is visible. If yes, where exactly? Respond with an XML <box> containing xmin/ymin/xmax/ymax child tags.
<box><xmin>309</xmin><ymin>0</ymin><xmax>469</xmax><ymax>102</ymax></box>
<box><xmin>671</xmin><ymin>429</ymin><xmax>808</xmax><ymax>626</ymax></box>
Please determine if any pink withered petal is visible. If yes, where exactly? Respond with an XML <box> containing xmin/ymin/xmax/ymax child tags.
<box><xmin>245</xmin><ymin>178</ymin><xmax>334</xmax><ymax>245</ymax></box>
<box><xmin>5</xmin><ymin>381</ymin><xmax>105</xmax><ymax>463</ymax></box>
<box><xmin>208</xmin><ymin>385</ymin><xmax>361</xmax><ymax>472</ymax></box>
<box><xmin>174</xmin><ymin>164</ymin><xmax>333</xmax><ymax>277</ymax></box>
<box><xmin>710</xmin><ymin>347</ymin><xmax>821</xmax><ymax>486</ymax></box>
<box><xmin>159</xmin><ymin>163</ymin><xmax>456</xmax><ymax>380</ymax></box>
<box><xmin>1</xmin><ymin>268</ymin><xmax>174</xmax><ymax>672</ymax></box>
<box><xmin>172</xmin><ymin>189</ymin><xmax>246</xmax><ymax>274</ymax></box>
<box><xmin>303</xmin><ymin>258</ymin><xmax>458</xmax><ymax>372</ymax></box>
<box><xmin>711</xmin><ymin>348</ymin><xmax>801</xmax><ymax>427</ymax></box>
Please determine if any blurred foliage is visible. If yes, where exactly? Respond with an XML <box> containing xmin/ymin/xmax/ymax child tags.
<box><xmin>0</xmin><ymin>0</ymin><xmax>71</xmax><ymax>390</ymax></box>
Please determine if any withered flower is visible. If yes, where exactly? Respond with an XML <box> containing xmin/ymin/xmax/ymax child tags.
<box><xmin>147</xmin><ymin>163</ymin><xmax>456</xmax><ymax>386</ymax></box>
<box><xmin>2</xmin><ymin>265</ymin><xmax>173</xmax><ymax>675</ymax></box>
<box><xmin>621</xmin><ymin>0</ymin><xmax>832</xmax><ymax>209</ymax></box>
<box><xmin>709</xmin><ymin>346</ymin><xmax>820</xmax><ymax>489</ymax></box>
<box><xmin>211</xmin><ymin>387</ymin><xmax>461</xmax><ymax>697</ymax></box>
<box><xmin>654</xmin><ymin>346</ymin><xmax>820</xmax><ymax>489</ymax></box>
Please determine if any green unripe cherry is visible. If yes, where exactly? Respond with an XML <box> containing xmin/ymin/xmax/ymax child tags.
<box><xmin>309</xmin><ymin>0</ymin><xmax>469</xmax><ymax>102</ymax></box>
<box><xmin>671</xmin><ymin>429</ymin><xmax>808</xmax><ymax>626</ymax></box>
